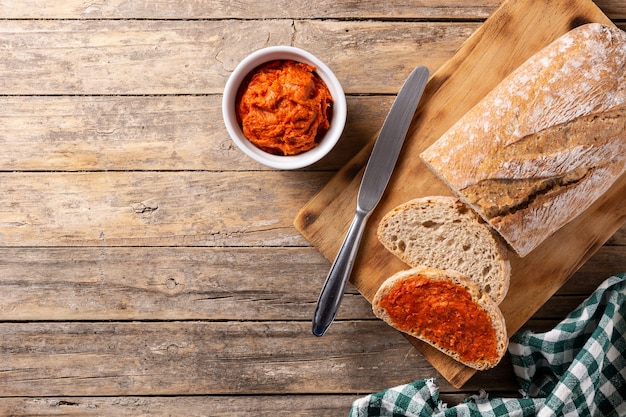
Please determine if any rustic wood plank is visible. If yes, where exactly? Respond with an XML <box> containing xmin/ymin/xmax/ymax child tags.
<box><xmin>5</xmin><ymin>77</ymin><xmax>626</xmax><ymax>173</ymax></box>
<box><xmin>0</xmin><ymin>171</ymin><xmax>331</xmax><ymax>247</ymax></box>
<box><xmin>0</xmin><ymin>96</ymin><xmax>236</xmax><ymax>171</ymax></box>
<box><xmin>0</xmin><ymin>20</ymin><xmax>476</xmax><ymax>95</ymax></box>
<box><xmin>0</xmin><ymin>395</ymin><xmax>360</xmax><ymax>417</ymax></box>
<box><xmin>1</xmin><ymin>20</ymin><xmax>622</xmax><ymax>96</ymax></box>
<box><xmin>0</xmin><ymin>247</ymin><xmax>372</xmax><ymax>321</ymax></box>
<box><xmin>0</xmin><ymin>20</ymin><xmax>293</xmax><ymax>95</ymax></box>
<box><xmin>0</xmin><ymin>95</ymin><xmax>392</xmax><ymax>172</ymax></box>
<box><xmin>312</xmin><ymin>20</ymin><xmax>625</xmax><ymax>94</ymax></box>
<box><xmin>295</xmin><ymin>21</ymin><xmax>477</xmax><ymax>95</ymax></box>
<box><xmin>0</xmin><ymin>392</ymin><xmax>532</xmax><ymax>416</ymax></box>
<box><xmin>607</xmin><ymin>224</ymin><xmax>626</xmax><ymax>245</ymax></box>
<box><xmin>560</xmin><ymin>245</ymin><xmax>626</xmax><ymax>292</ymax></box>
<box><xmin>0</xmin><ymin>245</ymin><xmax>622</xmax><ymax>321</ymax></box>
<box><xmin>532</xmin><ymin>296</ymin><xmax>593</xmax><ymax>319</ymax></box>
<box><xmin>596</xmin><ymin>1</ymin><xmax>626</xmax><ymax>18</ymax></box>
<box><xmin>0</xmin><ymin>1</ymin><xmax>623</xmax><ymax>20</ymax></box>
<box><xmin>0</xmin><ymin>1</ymin><xmax>501</xmax><ymax>20</ymax></box>
<box><xmin>0</xmin><ymin>321</ymin><xmax>518</xmax><ymax>396</ymax></box>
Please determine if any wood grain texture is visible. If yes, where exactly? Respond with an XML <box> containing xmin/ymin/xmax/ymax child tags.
<box><xmin>0</xmin><ymin>321</ymin><xmax>517</xmax><ymax>396</ymax></box>
<box><xmin>0</xmin><ymin>20</ymin><xmax>476</xmax><ymax>95</ymax></box>
<box><xmin>0</xmin><ymin>1</ymin><xmax>624</xmax><ymax>20</ymax></box>
<box><xmin>0</xmin><ymin>95</ymin><xmax>390</xmax><ymax>171</ymax></box>
<box><xmin>0</xmin><ymin>0</ymin><xmax>624</xmax><ymax>414</ymax></box>
<box><xmin>0</xmin><ymin>1</ymin><xmax>502</xmax><ymax>19</ymax></box>
<box><xmin>0</xmin><ymin>20</ymin><xmax>293</xmax><ymax>95</ymax></box>
<box><xmin>0</xmin><ymin>171</ymin><xmax>330</xmax><ymax>247</ymax></box>
<box><xmin>0</xmin><ymin>396</ymin><xmax>361</xmax><ymax>417</ymax></box>
<box><xmin>295</xmin><ymin>0</ymin><xmax>622</xmax><ymax>388</ymax></box>
<box><xmin>2</xmin><ymin>245</ymin><xmax>621</xmax><ymax>321</ymax></box>
<box><xmin>0</xmin><ymin>247</ymin><xmax>373</xmax><ymax>321</ymax></box>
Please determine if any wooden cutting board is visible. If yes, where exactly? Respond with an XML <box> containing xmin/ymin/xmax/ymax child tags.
<box><xmin>294</xmin><ymin>0</ymin><xmax>626</xmax><ymax>388</ymax></box>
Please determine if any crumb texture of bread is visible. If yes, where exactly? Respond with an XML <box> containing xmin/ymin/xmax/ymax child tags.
<box><xmin>420</xmin><ymin>23</ymin><xmax>626</xmax><ymax>257</ymax></box>
<box><xmin>372</xmin><ymin>267</ymin><xmax>508</xmax><ymax>370</ymax></box>
<box><xmin>377</xmin><ymin>196</ymin><xmax>510</xmax><ymax>304</ymax></box>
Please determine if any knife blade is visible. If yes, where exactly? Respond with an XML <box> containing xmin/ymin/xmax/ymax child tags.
<box><xmin>312</xmin><ymin>65</ymin><xmax>430</xmax><ymax>337</ymax></box>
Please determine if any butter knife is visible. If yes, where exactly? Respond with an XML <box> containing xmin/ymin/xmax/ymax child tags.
<box><xmin>312</xmin><ymin>65</ymin><xmax>430</xmax><ymax>337</ymax></box>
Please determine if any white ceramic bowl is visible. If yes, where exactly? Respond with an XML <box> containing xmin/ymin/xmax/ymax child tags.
<box><xmin>222</xmin><ymin>46</ymin><xmax>347</xmax><ymax>170</ymax></box>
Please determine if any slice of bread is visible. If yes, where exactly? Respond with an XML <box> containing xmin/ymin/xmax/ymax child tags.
<box><xmin>377</xmin><ymin>196</ymin><xmax>510</xmax><ymax>304</ymax></box>
<box><xmin>372</xmin><ymin>266</ymin><xmax>508</xmax><ymax>370</ymax></box>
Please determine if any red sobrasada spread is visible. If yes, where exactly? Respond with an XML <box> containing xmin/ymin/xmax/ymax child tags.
<box><xmin>378</xmin><ymin>275</ymin><xmax>499</xmax><ymax>364</ymax></box>
<box><xmin>236</xmin><ymin>60</ymin><xmax>333</xmax><ymax>156</ymax></box>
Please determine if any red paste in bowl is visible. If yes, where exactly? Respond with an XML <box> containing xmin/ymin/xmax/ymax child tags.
<box><xmin>236</xmin><ymin>60</ymin><xmax>333</xmax><ymax>156</ymax></box>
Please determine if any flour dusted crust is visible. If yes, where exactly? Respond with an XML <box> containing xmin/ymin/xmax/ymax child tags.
<box><xmin>420</xmin><ymin>23</ymin><xmax>626</xmax><ymax>257</ymax></box>
<box><xmin>372</xmin><ymin>266</ymin><xmax>508</xmax><ymax>370</ymax></box>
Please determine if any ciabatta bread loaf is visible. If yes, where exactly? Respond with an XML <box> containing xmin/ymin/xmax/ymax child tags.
<box><xmin>377</xmin><ymin>196</ymin><xmax>510</xmax><ymax>304</ymax></box>
<box><xmin>372</xmin><ymin>266</ymin><xmax>508</xmax><ymax>370</ymax></box>
<box><xmin>420</xmin><ymin>23</ymin><xmax>626</xmax><ymax>257</ymax></box>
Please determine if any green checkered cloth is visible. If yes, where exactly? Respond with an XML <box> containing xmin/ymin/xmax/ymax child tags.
<box><xmin>350</xmin><ymin>273</ymin><xmax>626</xmax><ymax>417</ymax></box>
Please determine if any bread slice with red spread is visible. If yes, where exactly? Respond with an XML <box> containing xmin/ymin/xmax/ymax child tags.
<box><xmin>377</xmin><ymin>196</ymin><xmax>510</xmax><ymax>304</ymax></box>
<box><xmin>372</xmin><ymin>266</ymin><xmax>508</xmax><ymax>370</ymax></box>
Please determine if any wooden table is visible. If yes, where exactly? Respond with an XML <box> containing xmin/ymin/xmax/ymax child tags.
<box><xmin>0</xmin><ymin>1</ymin><xmax>624</xmax><ymax>415</ymax></box>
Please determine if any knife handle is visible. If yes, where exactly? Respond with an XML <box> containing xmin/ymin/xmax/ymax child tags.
<box><xmin>312</xmin><ymin>209</ymin><xmax>369</xmax><ymax>337</ymax></box>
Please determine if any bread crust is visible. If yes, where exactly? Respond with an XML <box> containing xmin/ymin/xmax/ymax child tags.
<box><xmin>372</xmin><ymin>266</ymin><xmax>508</xmax><ymax>370</ymax></box>
<box><xmin>420</xmin><ymin>23</ymin><xmax>626</xmax><ymax>257</ymax></box>
<box><xmin>377</xmin><ymin>196</ymin><xmax>510</xmax><ymax>304</ymax></box>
